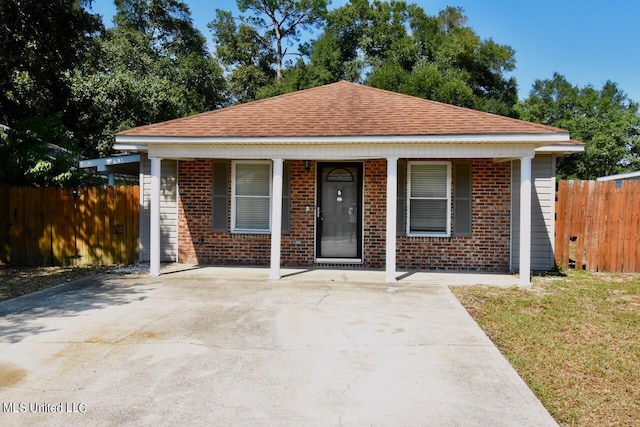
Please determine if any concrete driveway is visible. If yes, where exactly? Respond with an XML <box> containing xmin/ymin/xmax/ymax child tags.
<box><xmin>0</xmin><ymin>267</ymin><xmax>556</xmax><ymax>426</ymax></box>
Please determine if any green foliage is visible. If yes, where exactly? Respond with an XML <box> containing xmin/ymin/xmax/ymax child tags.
<box><xmin>0</xmin><ymin>0</ymin><xmax>103</xmax><ymax>186</ymax></box>
<box><xmin>2</xmin><ymin>0</ymin><xmax>228</xmax><ymax>185</ymax></box>
<box><xmin>0</xmin><ymin>117</ymin><xmax>100</xmax><ymax>187</ymax></box>
<box><xmin>0</xmin><ymin>0</ymin><xmax>102</xmax><ymax>125</ymax></box>
<box><xmin>303</xmin><ymin>0</ymin><xmax>518</xmax><ymax>115</ymax></box>
<box><xmin>306</xmin><ymin>32</ymin><xmax>365</xmax><ymax>84</ymax></box>
<box><xmin>209</xmin><ymin>9</ymin><xmax>276</xmax><ymax>102</ymax></box>
<box><xmin>209</xmin><ymin>0</ymin><xmax>328</xmax><ymax>102</ymax></box>
<box><xmin>244</xmin><ymin>0</ymin><xmax>519</xmax><ymax>111</ymax></box>
<box><xmin>517</xmin><ymin>73</ymin><xmax>640</xmax><ymax>179</ymax></box>
<box><xmin>368</xmin><ymin>62</ymin><xmax>477</xmax><ymax>108</ymax></box>
<box><xmin>113</xmin><ymin>0</ymin><xmax>207</xmax><ymax>56</ymax></box>
<box><xmin>69</xmin><ymin>1</ymin><xmax>227</xmax><ymax>156</ymax></box>
<box><xmin>237</xmin><ymin>0</ymin><xmax>329</xmax><ymax>81</ymax></box>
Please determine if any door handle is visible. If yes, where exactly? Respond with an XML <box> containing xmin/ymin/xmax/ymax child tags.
<box><xmin>316</xmin><ymin>206</ymin><xmax>322</xmax><ymax>220</ymax></box>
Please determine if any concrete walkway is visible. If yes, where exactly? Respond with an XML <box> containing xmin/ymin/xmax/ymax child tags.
<box><xmin>0</xmin><ymin>267</ymin><xmax>555</xmax><ymax>426</ymax></box>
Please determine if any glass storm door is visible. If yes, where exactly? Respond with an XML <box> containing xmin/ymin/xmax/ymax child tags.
<box><xmin>316</xmin><ymin>163</ymin><xmax>363</xmax><ymax>260</ymax></box>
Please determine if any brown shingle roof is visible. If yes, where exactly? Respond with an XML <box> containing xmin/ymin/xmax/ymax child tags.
<box><xmin>117</xmin><ymin>81</ymin><xmax>568</xmax><ymax>138</ymax></box>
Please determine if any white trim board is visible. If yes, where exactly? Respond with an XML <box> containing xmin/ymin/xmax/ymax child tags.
<box><xmin>116</xmin><ymin>133</ymin><xmax>570</xmax><ymax>145</ymax></box>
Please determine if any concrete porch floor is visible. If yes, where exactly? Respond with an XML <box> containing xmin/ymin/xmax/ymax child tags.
<box><xmin>160</xmin><ymin>264</ymin><xmax>522</xmax><ymax>287</ymax></box>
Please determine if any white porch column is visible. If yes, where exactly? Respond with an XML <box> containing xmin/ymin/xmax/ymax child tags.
<box><xmin>270</xmin><ymin>158</ymin><xmax>284</xmax><ymax>280</ymax></box>
<box><xmin>519</xmin><ymin>155</ymin><xmax>533</xmax><ymax>286</ymax></box>
<box><xmin>385</xmin><ymin>157</ymin><xmax>398</xmax><ymax>283</ymax></box>
<box><xmin>150</xmin><ymin>157</ymin><xmax>162</xmax><ymax>277</ymax></box>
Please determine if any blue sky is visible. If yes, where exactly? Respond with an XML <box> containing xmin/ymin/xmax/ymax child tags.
<box><xmin>90</xmin><ymin>0</ymin><xmax>640</xmax><ymax>102</ymax></box>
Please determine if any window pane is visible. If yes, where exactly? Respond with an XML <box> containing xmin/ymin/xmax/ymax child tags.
<box><xmin>236</xmin><ymin>163</ymin><xmax>270</xmax><ymax>196</ymax></box>
<box><xmin>410</xmin><ymin>199</ymin><xmax>447</xmax><ymax>232</ymax></box>
<box><xmin>235</xmin><ymin>197</ymin><xmax>270</xmax><ymax>229</ymax></box>
<box><xmin>411</xmin><ymin>164</ymin><xmax>447</xmax><ymax>198</ymax></box>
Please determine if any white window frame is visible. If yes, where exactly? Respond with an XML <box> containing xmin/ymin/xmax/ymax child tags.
<box><xmin>407</xmin><ymin>161</ymin><xmax>451</xmax><ymax>237</ymax></box>
<box><xmin>231</xmin><ymin>160</ymin><xmax>272</xmax><ymax>233</ymax></box>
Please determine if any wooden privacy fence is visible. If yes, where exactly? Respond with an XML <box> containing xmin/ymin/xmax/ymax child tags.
<box><xmin>0</xmin><ymin>186</ymin><xmax>139</xmax><ymax>266</ymax></box>
<box><xmin>555</xmin><ymin>180</ymin><xmax>640</xmax><ymax>272</ymax></box>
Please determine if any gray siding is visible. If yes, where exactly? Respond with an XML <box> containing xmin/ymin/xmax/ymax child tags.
<box><xmin>139</xmin><ymin>154</ymin><xmax>178</xmax><ymax>262</ymax></box>
<box><xmin>511</xmin><ymin>155</ymin><xmax>556</xmax><ymax>271</ymax></box>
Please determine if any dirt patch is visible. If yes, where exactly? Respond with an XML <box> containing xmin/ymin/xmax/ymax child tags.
<box><xmin>0</xmin><ymin>264</ymin><xmax>145</xmax><ymax>302</ymax></box>
<box><xmin>0</xmin><ymin>362</ymin><xmax>27</xmax><ymax>387</ymax></box>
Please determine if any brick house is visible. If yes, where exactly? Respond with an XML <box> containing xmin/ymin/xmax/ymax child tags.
<box><xmin>115</xmin><ymin>81</ymin><xmax>583</xmax><ymax>284</ymax></box>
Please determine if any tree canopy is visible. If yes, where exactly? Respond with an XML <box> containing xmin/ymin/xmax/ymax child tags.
<box><xmin>0</xmin><ymin>117</ymin><xmax>100</xmax><ymax>187</ymax></box>
<box><xmin>212</xmin><ymin>0</ymin><xmax>519</xmax><ymax>115</ymax></box>
<box><xmin>357</xmin><ymin>1</ymin><xmax>518</xmax><ymax>115</ymax></box>
<box><xmin>69</xmin><ymin>0</ymin><xmax>227</xmax><ymax>157</ymax></box>
<box><xmin>517</xmin><ymin>73</ymin><xmax>640</xmax><ymax>179</ymax></box>
<box><xmin>209</xmin><ymin>0</ymin><xmax>328</xmax><ymax>102</ymax></box>
<box><xmin>0</xmin><ymin>0</ymin><xmax>102</xmax><ymax>125</ymax></box>
<box><xmin>0</xmin><ymin>0</ymin><xmax>102</xmax><ymax>186</ymax></box>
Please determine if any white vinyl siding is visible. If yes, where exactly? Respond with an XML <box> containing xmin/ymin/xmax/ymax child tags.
<box><xmin>511</xmin><ymin>155</ymin><xmax>556</xmax><ymax>270</ymax></box>
<box><xmin>139</xmin><ymin>154</ymin><xmax>178</xmax><ymax>262</ymax></box>
<box><xmin>407</xmin><ymin>162</ymin><xmax>451</xmax><ymax>236</ymax></box>
<box><xmin>232</xmin><ymin>161</ymin><xmax>272</xmax><ymax>233</ymax></box>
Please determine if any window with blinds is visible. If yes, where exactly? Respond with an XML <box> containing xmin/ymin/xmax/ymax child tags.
<box><xmin>232</xmin><ymin>161</ymin><xmax>271</xmax><ymax>232</ymax></box>
<box><xmin>407</xmin><ymin>162</ymin><xmax>451</xmax><ymax>236</ymax></box>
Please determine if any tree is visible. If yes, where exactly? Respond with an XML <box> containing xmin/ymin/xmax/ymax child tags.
<box><xmin>239</xmin><ymin>0</ymin><xmax>328</xmax><ymax>82</ymax></box>
<box><xmin>209</xmin><ymin>0</ymin><xmax>328</xmax><ymax>101</ymax></box>
<box><xmin>517</xmin><ymin>73</ymin><xmax>640</xmax><ymax>179</ymax></box>
<box><xmin>0</xmin><ymin>0</ymin><xmax>102</xmax><ymax>126</ymax></box>
<box><xmin>306</xmin><ymin>1</ymin><xmax>518</xmax><ymax>115</ymax></box>
<box><xmin>0</xmin><ymin>118</ymin><xmax>98</xmax><ymax>187</ymax></box>
<box><xmin>209</xmin><ymin>9</ymin><xmax>276</xmax><ymax>102</ymax></box>
<box><xmin>69</xmin><ymin>0</ymin><xmax>227</xmax><ymax>157</ymax></box>
<box><xmin>113</xmin><ymin>0</ymin><xmax>208</xmax><ymax>57</ymax></box>
<box><xmin>0</xmin><ymin>0</ymin><xmax>102</xmax><ymax>187</ymax></box>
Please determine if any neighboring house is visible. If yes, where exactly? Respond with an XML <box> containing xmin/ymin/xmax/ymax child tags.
<box><xmin>114</xmin><ymin>81</ymin><xmax>584</xmax><ymax>284</ymax></box>
<box><xmin>597</xmin><ymin>170</ymin><xmax>640</xmax><ymax>183</ymax></box>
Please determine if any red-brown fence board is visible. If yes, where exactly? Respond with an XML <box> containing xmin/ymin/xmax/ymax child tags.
<box><xmin>0</xmin><ymin>186</ymin><xmax>139</xmax><ymax>266</ymax></box>
<box><xmin>629</xmin><ymin>187</ymin><xmax>640</xmax><ymax>272</ymax></box>
<box><xmin>556</xmin><ymin>180</ymin><xmax>640</xmax><ymax>272</ymax></box>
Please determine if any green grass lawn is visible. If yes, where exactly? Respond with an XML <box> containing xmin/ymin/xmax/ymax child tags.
<box><xmin>452</xmin><ymin>271</ymin><xmax>640</xmax><ymax>426</ymax></box>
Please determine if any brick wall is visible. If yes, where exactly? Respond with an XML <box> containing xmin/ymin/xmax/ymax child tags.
<box><xmin>178</xmin><ymin>158</ymin><xmax>511</xmax><ymax>271</ymax></box>
<box><xmin>396</xmin><ymin>159</ymin><xmax>511</xmax><ymax>271</ymax></box>
<box><xmin>281</xmin><ymin>160</ymin><xmax>315</xmax><ymax>265</ymax></box>
<box><xmin>363</xmin><ymin>159</ymin><xmax>386</xmax><ymax>267</ymax></box>
<box><xmin>178</xmin><ymin>159</ymin><xmax>316</xmax><ymax>266</ymax></box>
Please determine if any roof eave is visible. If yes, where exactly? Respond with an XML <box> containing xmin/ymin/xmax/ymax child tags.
<box><xmin>114</xmin><ymin>133</ymin><xmax>570</xmax><ymax>147</ymax></box>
